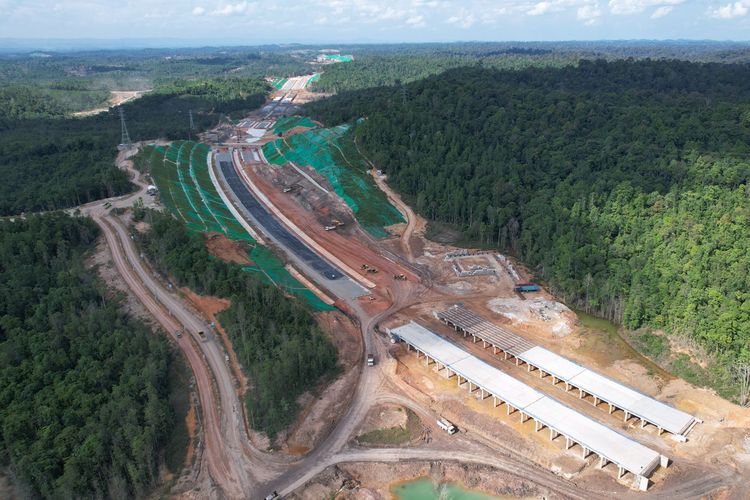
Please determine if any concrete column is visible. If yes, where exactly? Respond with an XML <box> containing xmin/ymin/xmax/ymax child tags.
<box><xmin>599</xmin><ymin>456</ymin><xmax>607</xmax><ymax>469</ymax></box>
<box><xmin>549</xmin><ymin>428</ymin><xmax>558</xmax><ymax>440</ymax></box>
<box><xmin>608</xmin><ymin>403</ymin><xmax>614</xmax><ymax>414</ymax></box>
<box><xmin>473</xmin><ymin>335</ymin><xmax>478</xmax><ymax>343</ymax></box>
<box><xmin>504</xmin><ymin>352</ymin><xmax>509</xmax><ymax>360</ymax></box>
<box><xmin>482</xmin><ymin>340</ymin><xmax>487</xmax><ymax>348</ymax></box>
<box><xmin>520</xmin><ymin>412</ymin><xmax>528</xmax><ymax>423</ymax></box>
<box><xmin>658</xmin><ymin>427</ymin><xmax>663</xmax><ymax>435</ymax></box>
<box><xmin>624</xmin><ymin>411</ymin><xmax>630</xmax><ymax>423</ymax></box>
<box><xmin>582</xmin><ymin>447</ymin><xmax>590</xmax><ymax>459</ymax></box>
<box><xmin>565</xmin><ymin>436</ymin><xmax>572</xmax><ymax>450</ymax></box>
<box><xmin>578</xmin><ymin>388</ymin><xmax>584</xmax><ymax>399</ymax></box>
<box><xmin>641</xmin><ymin>418</ymin><xmax>647</xmax><ymax>428</ymax></box>
<box><xmin>660</xmin><ymin>455</ymin><xmax>669</xmax><ymax>468</ymax></box>
<box><xmin>515</xmin><ymin>358</ymin><xmax>520</xmax><ymax>366</ymax></box>
<box><xmin>507</xmin><ymin>405</ymin><xmax>514</xmax><ymax>416</ymax></box>
<box><xmin>617</xmin><ymin>466</ymin><xmax>625</xmax><ymax>479</ymax></box>
<box><xmin>468</xmin><ymin>381</ymin><xmax>473</xmax><ymax>392</ymax></box>
<box><xmin>493</xmin><ymin>396</ymin><xmax>498</xmax><ymax>407</ymax></box>
<box><xmin>593</xmin><ymin>396</ymin><xmax>599</xmax><ymax>406</ymax></box>
<box><xmin>539</xmin><ymin>369</ymin><xmax>544</xmax><ymax>378</ymax></box>
<box><xmin>552</xmin><ymin>376</ymin><xmax>557</xmax><ymax>385</ymax></box>
<box><xmin>493</xmin><ymin>346</ymin><xmax>498</xmax><ymax>354</ymax></box>
<box><xmin>637</xmin><ymin>475</ymin><xmax>649</xmax><ymax>492</ymax></box>
<box><xmin>565</xmin><ymin>382</ymin><xmax>570</xmax><ymax>391</ymax></box>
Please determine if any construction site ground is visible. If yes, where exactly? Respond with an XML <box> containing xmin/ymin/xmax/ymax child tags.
<box><xmin>90</xmin><ymin>82</ymin><xmax>750</xmax><ymax>499</ymax></box>
<box><xmin>236</xmin><ymin>115</ymin><xmax>750</xmax><ymax>496</ymax></box>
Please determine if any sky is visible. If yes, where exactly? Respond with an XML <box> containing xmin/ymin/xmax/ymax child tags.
<box><xmin>0</xmin><ymin>0</ymin><xmax>749</xmax><ymax>44</ymax></box>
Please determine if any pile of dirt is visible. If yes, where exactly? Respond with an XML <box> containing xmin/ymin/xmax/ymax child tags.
<box><xmin>204</xmin><ymin>232</ymin><xmax>253</xmax><ymax>265</ymax></box>
<box><xmin>355</xmin><ymin>404</ymin><xmax>424</xmax><ymax>447</ymax></box>
<box><xmin>488</xmin><ymin>297</ymin><xmax>575</xmax><ymax>337</ymax></box>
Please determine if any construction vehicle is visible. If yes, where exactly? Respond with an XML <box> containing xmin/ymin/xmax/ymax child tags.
<box><xmin>282</xmin><ymin>187</ymin><xmax>293</xmax><ymax>193</ymax></box>
<box><xmin>394</xmin><ymin>274</ymin><xmax>407</xmax><ymax>281</ymax></box>
<box><xmin>174</xmin><ymin>330</ymin><xmax>182</xmax><ymax>339</ymax></box>
<box><xmin>437</xmin><ymin>418</ymin><xmax>458</xmax><ymax>435</ymax></box>
<box><xmin>324</xmin><ymin>225</ymin><xmax>337</xmax><ymax>231</ymax></box>
<box><xmin>361</xmin><ymin>264</ymin><xmax>370</xmax><ymax>271</ymax></box>
<box><xmin>331</xmin><ymin>219</ymin><xmax>345</xmax><ymax>227</ymax></box>
<box><xmin>366</xmin><ymin>267</ymin><xmax>378</xmax><ymax>274</ymax></box>
<box><xmin>367</xmin><ymin>354</ymin><xmax>375</xmax><ymax>366</ymax></box>
<box><xmin>197</xmin><ymin>330</ymin><xmax>207</xmax><ymax>341</ymax></box>
<box><xmin>514</xmin><ymin>283</ymin><xmax>541</xmax><ymax>293</ymax></box>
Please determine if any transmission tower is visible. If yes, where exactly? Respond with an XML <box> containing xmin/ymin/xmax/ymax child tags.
<box><xmin>119</xmin><ymin>108</ymin><xmax>131</xmax><ymax>147</ymax></box>
<box><xmin>189</xmin><ymin>109</ymin><xmax>195</xmax><ymax>132</ymax></box>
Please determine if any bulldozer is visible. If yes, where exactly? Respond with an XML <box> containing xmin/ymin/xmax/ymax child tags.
<box><xmin>394</xmin><ymin>274</ymin><xmax>407</xmax><ymax>281</ymax></box>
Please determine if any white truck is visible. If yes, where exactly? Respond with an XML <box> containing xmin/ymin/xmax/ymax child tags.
<box><xmin>437</xmin><ymin>418</ymin><xmax>458</xmax><ymax>435</ymax></box>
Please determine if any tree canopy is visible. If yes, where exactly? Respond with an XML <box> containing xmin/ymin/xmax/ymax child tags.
<box><xmin>0</xmin><ymin>214</ymin><xmax>173</xmax><ymax>498</ymax></box>
<box><xmin>307</xmin><ymin>59</ymin><xmax>750</xmax><ymax>397</ymax></box>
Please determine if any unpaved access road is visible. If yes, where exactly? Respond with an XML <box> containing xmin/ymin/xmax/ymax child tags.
<box><xmin>80</xmin><ymin>147</ymin><xmax>273</xmax><ymax>498</ymax></box>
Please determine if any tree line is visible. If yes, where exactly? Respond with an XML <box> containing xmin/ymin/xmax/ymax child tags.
<box><xmin>307</xmin><ymin>59</ymin><xmax>750</xmax><ymax>399</ymax></box>
<box><xmin>0</xmin><ymin>77</ymin><xmax>268</xmax><ymax>216</ymax></box>
<box><xmin>0</xmin><ymin>214</ymin><xmax>174</xmax><ymax>498</ymax></box>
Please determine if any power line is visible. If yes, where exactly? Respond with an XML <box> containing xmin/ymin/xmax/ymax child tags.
<box><xmin>119</xmin><ymin>108</ymin><xmax>131</xmax><ymax>147</ymax></box>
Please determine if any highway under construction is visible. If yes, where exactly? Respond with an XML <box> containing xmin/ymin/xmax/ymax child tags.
<box><xmin>86</xmin><ymin>72</ymin><xmax>749</xmax><ymax>499</ymax></box>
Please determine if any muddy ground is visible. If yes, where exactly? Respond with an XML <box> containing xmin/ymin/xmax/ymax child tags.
<box><xmin>288</xmin><ymin>461</ymin><xmax>556</xmax><ymax>499</ymax></box>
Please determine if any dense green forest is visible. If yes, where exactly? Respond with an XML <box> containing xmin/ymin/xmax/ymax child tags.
<box><xmin>0</xmin><ymin>214</ymin><xmax>173</xmax><ymax>498</ymax></box>
<box><xmin>311</xmin><ymin>51</ymin><xmax>571</xmax><ymax>93</ymax></box>
<box><xmin>0</xmin><ymin>77</ymin><xmax>268</xmax><ymax>215</ymax></box>
<box><xmin>137</xmin><ymin>210</ymin><xmax>338</xmax><ymax>437</ymax></box>
<box><xmin>310</xmin><ymin>41</ymin><xmax>750</xmax><ymax>93</ymax></box>
<box><xmin>307</xmin><ymin>59</ymin><xmax>750</xmax><ymax>399</ymax></box>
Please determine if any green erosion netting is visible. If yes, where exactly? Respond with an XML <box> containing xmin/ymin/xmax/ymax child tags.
<box><xmin>150</xmin><ymin>141</ymin><xmax>333</xmax><ymax>311</ymax></box>
<box><xmin>323</xmin><ymin>55</ymin><xmax>353</xmax><ymax>62</ymax></box>
<box><xmin>262</xmin><ymin>123</ymin><xmax>404</xmax><ymax>238</ymax></box>
<box><xmin>308</xmin><ymin>73</ymin><xmax>321</xmax><ymax>84</ymax></box>
<box><xmin>271</xmin><ymin>77</ymin><xmax>288</xmax><ymax>90</ymax></box>
<box><xmin>273</xmin><ymin>116</ymin><xmax>316</xmax><ymax>135</ymax></box>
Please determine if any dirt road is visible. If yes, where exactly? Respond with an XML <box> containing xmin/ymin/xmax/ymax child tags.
<box><xmin>370</xmin><ymin>170</ymin><xmax>421</xmax><ymax>261</ymax></box>
<box><xmin>81</xmin><ymin>147</ymin><xmax>264</xmax><ymax>498</ymax></box>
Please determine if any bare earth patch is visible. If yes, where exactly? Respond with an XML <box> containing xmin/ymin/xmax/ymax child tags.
<box><xmin>204</xmin><ymin>232</ymin><xmax>253</xmax><ymax>265</ymax></box>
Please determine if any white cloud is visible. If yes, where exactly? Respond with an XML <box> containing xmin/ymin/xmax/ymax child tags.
<box><xmin>650</xmin><ymin>5</ymin><xmax>673</xmax><ymax>17</ymax></box>
<box><xmin>447</xmin><ymin>9</ymin><xmax>476</xmax><ymax>28</ymax></box>
<box><xmin>192</xmin><ymin>6</ymin><xmax>205</xmax><ymax>15</ymax></box>
<box><xmin>608</xmin><ymin>0</ymin><xmax>684</xmax><ymax>15</ymax></box>
<box><xmin>211</xmin><ymin>1</ymin><xmax>249</xmax><ymax>16</ymax></box>
<box><xmin>577</xmin><ymin>3</ymin><xmax>602</xmax><ymax>23</ymax></box>
<box><xmin>528</xmin><ymin>1</ymin><xmax>553</xmax><ymax>15</ymax></box>
<box><xmin>405</xmin><ymin>14</ymin><xmax>426</xmax><ymax>26</ymax></box>
<box><xmin>708</xmin><ymin>1</ymin><xmax>749</xmax><ymax>19</ymax></box>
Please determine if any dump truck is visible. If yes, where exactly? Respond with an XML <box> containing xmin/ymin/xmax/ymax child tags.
<box><xmin>367</xmin><ymin>267</ymin><xmax>378</xmax><ymax>274</ymax></box>
<box><xmin>197</xmin><ymin>330</ymin><xmax>207</xmax><ymax>341</ymax></box>
<box><xmin>437</xmin><ymin>418</ymin><xmax>458</xmax><ymax>434</ymax></box>
<box><xmin>367</xmin><ymin>354</ymin><xmax>375</xmax><ymax>366</ymax></box>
